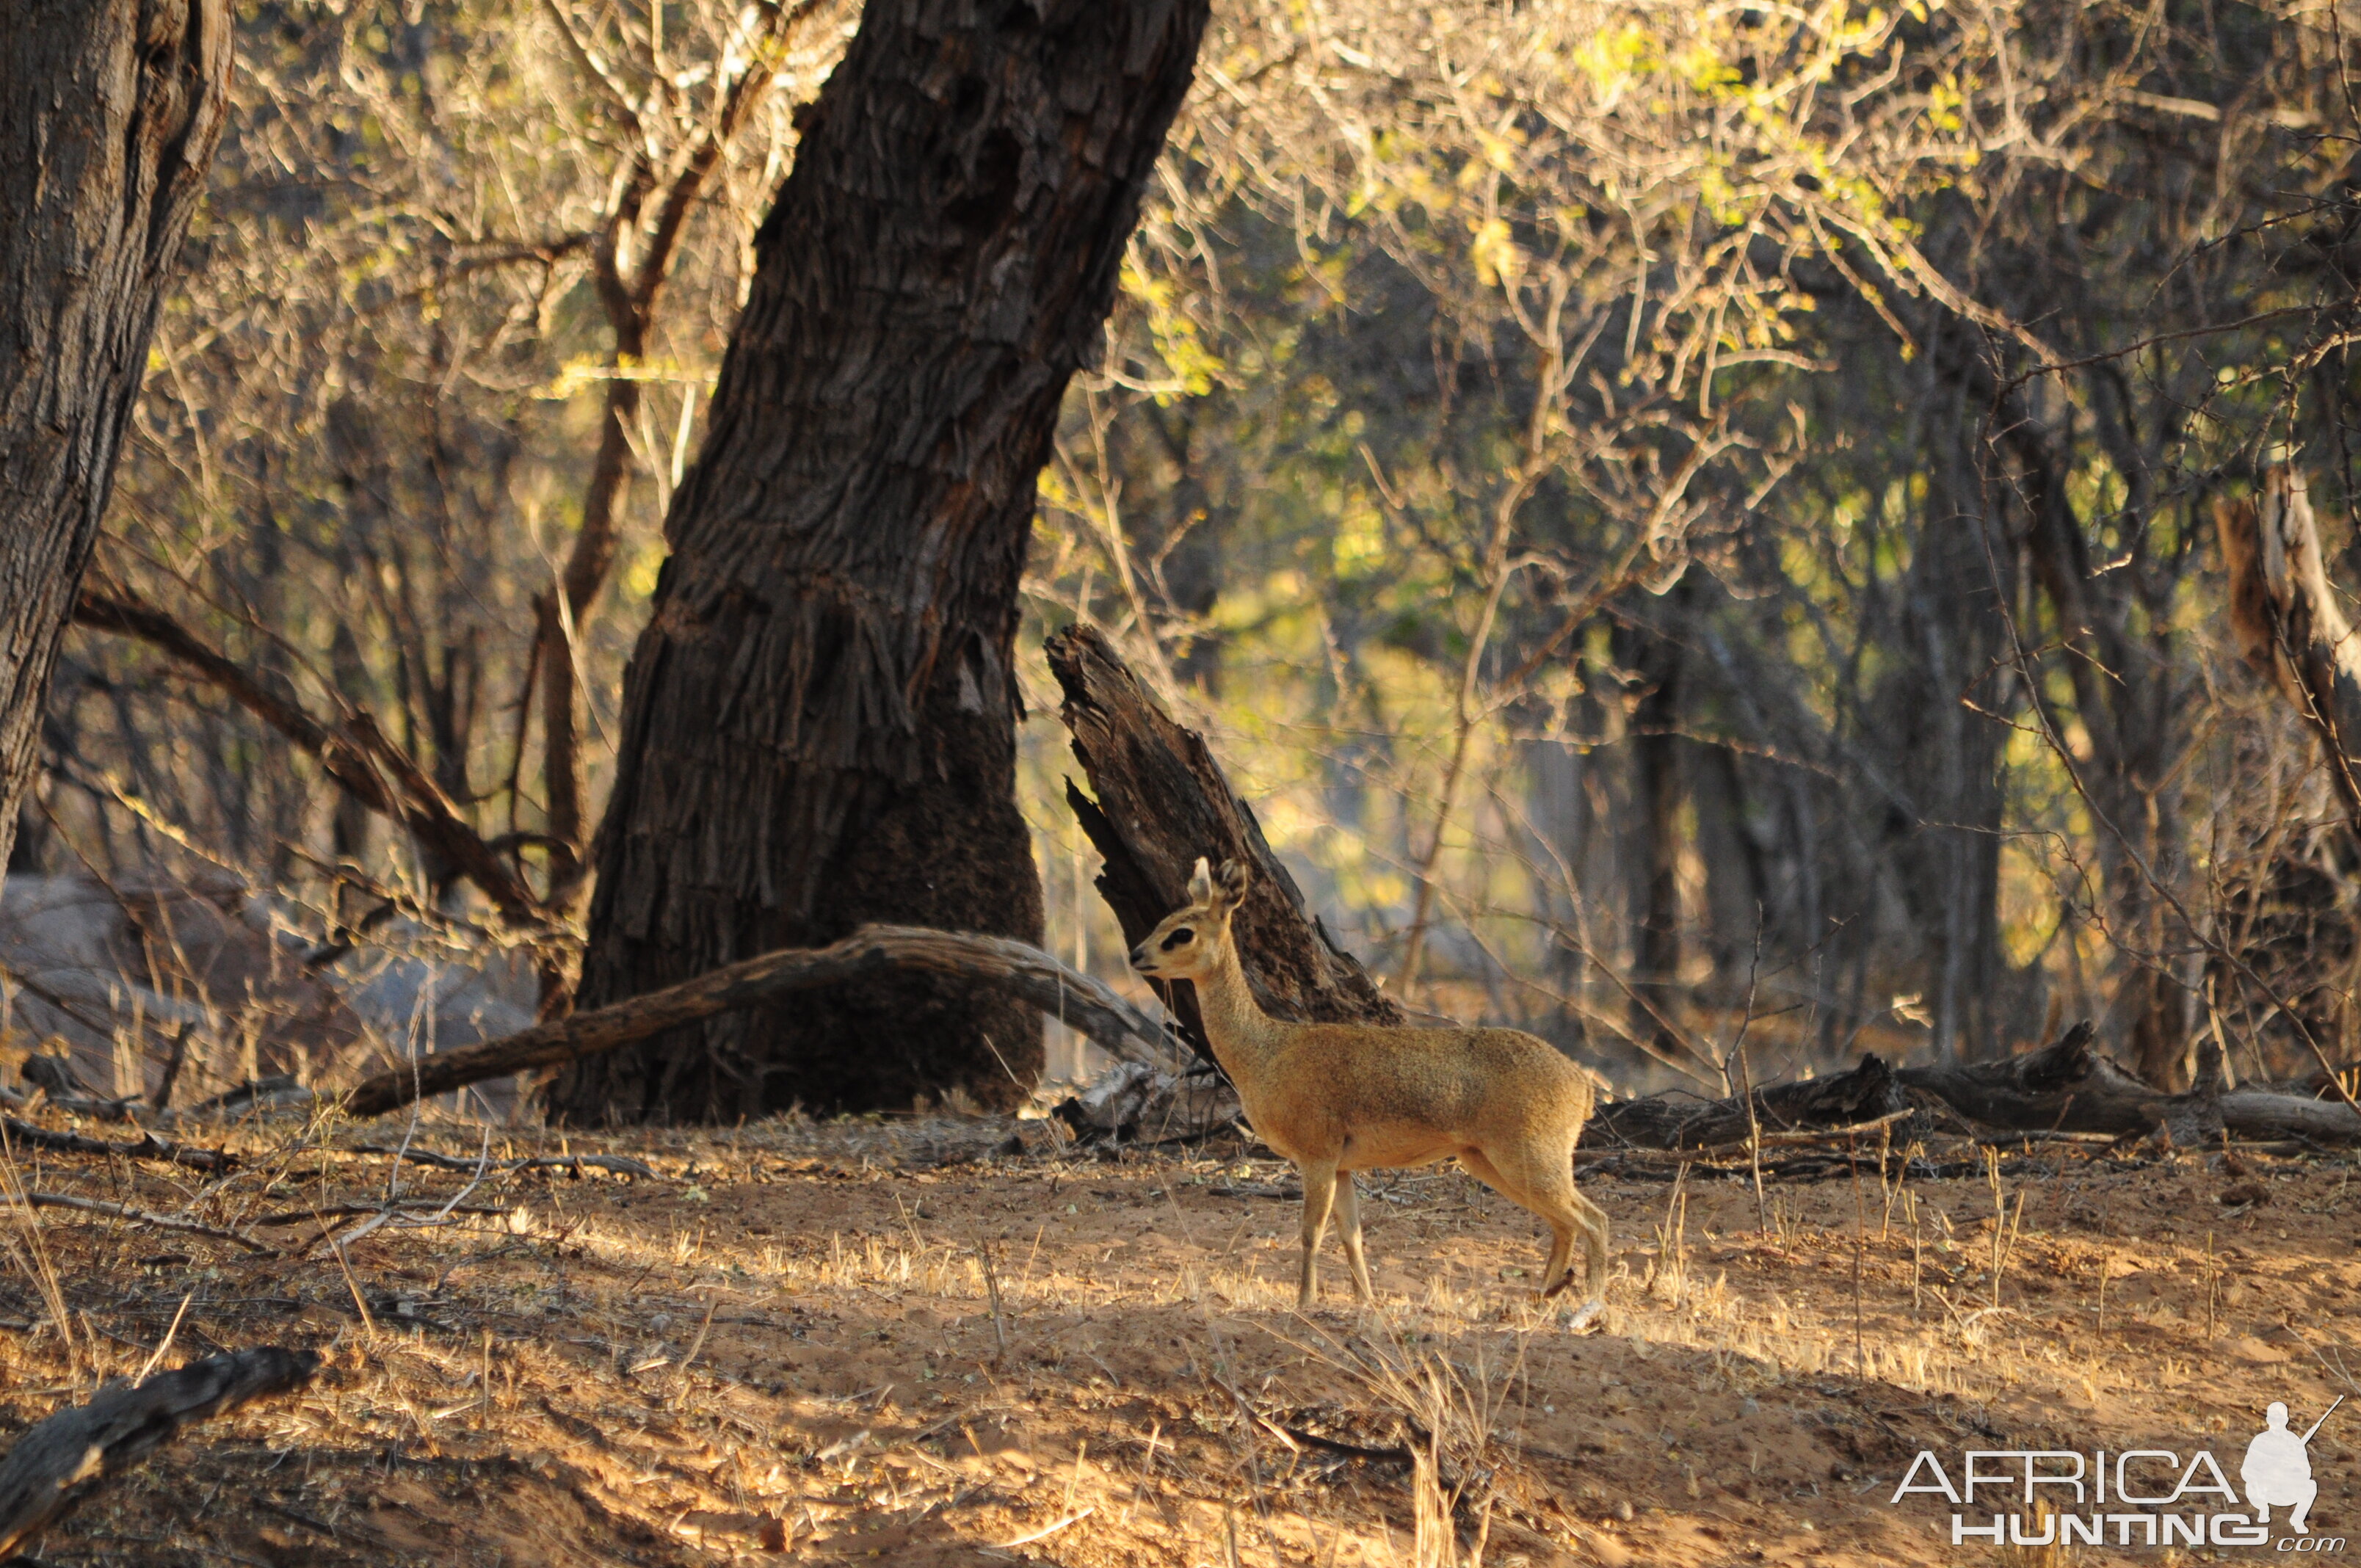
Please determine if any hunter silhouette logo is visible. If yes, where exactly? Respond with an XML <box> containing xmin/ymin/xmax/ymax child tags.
<box><xmin>2247</xmin><ymin>1398</ymin><xmax>2342</xmax><ymax>1534</ymax></box>
<box><xmin>1888</xmin><ymin>1395</ymin><xmax>2345</xmax><ymax>1550</ymax></box>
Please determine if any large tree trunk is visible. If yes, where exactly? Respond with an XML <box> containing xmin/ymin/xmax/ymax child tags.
<box><xmin>552</xmin><ymin>0</ymin><xmax>1211</xmax><ymax>1122</ymax></box>
<box><xmin>0</xmin><ymin>0</ymin><xmax>232</xmax><ymax>876</ymax></box>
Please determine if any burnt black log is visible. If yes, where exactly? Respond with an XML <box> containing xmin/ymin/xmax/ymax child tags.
<box><xmin>1896</xmin><ymin>1020</ymin><xmax>2361</xmax><ymax>1145</ymax></box>
<box><xmin>0</xmin><ymin>1347</ymin><xmax>317</xmax><ymax>1556</ymax></box>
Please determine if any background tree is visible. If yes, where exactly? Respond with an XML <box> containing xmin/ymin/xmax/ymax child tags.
<box><xmin>0</xmin><ymin>0</ymin><xmax>231</xmax><ymax>876</ymax></box>
<box><xmin>29</xmin><ymin>0</ymin><xmax>2361</xmax><ymax>1115</ymax></box>
<box><xmin>37</xmin><ymin>0</ymin><xmax>827</xmax><ymax>1101</ymax></box>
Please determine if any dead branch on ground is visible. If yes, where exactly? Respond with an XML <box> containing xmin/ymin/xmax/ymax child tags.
<box><xmin>338</xmin><ymin>923</ymin><xmax>1185</xmax><ymax>1119</ymax></box>
<box><xmin>352</xmin><ymin>1143</ymin><xmax>655</xmax><ymax>1178</ymax></box>
<box><xmin>0</xmin><ymin>1193</ymin><xmax>275</xmax><ymax>1255</ymax></box>
<box><xmin>1592</xmin><ymin>1023</ymin><xmax>2361</xmax><ymax>1152</ymax></box>
<box><xmin>1</xmin><ymin>1117</ymin><xmax>232</xmax><ymax>1175</ymax></box>
<box><xmin>0</xmin><ymin>1346</ymin><xmax>319</xmax><ymax>1556</ymax></box>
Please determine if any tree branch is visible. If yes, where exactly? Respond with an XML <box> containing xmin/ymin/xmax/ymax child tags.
<box><xmin>340</xmin><ymin>924</ymin><xmax>1185</xmax><ymax>1119</ymax></box>
<box><xmin>71</xmin><ymin>585</ymin><xmax>547</xmax><ymax>927</ymax></box>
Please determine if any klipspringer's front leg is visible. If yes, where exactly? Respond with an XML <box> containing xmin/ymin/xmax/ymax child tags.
<box><xmin>1296</xmin><ymin>1161</ymin><xmax>1338</xmax><ymax>1307</ymax></box>
<box><xmin>1332</xmin><ymin>1173</ymin><xmax>1375</xmax><ymax>1304</ymax></box>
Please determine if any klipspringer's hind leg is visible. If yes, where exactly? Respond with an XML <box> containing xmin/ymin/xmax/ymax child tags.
<box><xmin>1296</xmin><ymin>1161</ymin><xmax>1338</xmax><ymax>1307</ymax></box>
<box><xmin>1457</xmin><ymin>1148</ymin><xmax>1569</xmax><ymax>1295</ymax></box>
<box><xmin>1568</xmin><ymin>1186</ymin><xmax>1610</xmax><ymax>1315</ymax></box>
<box><xmin>1487</xmin><ymin>1143</ymin><xmax>1609</xmax><ymax>1326</ymax></box>
<box><xmin>1534</xmin><ymin>1180</ymin><xmax>1611</xmax><ymax>1329</ymax></box>
<box><xmin>1332</xmin><ymin>1174</ymin><xmax>1375</xmax><ymax>1304</ymax></box>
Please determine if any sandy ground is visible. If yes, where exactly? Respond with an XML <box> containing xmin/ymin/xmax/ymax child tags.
<box><xmin>0</xmin><ymin>1106</ymin><xmax>2354</xmax><ymax>1567</ymax></box>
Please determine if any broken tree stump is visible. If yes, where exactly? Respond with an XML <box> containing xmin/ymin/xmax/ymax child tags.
<box><xmin>0</xmin><ymin>1346</ymin><xmax>319</xmax><ymax>1556</ymax></box>
<box><xmin>1045</xmin><ymin>623</ymin><xmax>1403</xmax><ymax>1065</ymax></box>
<box><xmin>1588</xmin><ymin>1053</ymin><xmax>1907</xmax><ymax>1150</ymax></box>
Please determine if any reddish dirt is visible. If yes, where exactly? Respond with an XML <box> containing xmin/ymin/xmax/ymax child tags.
<box><xmin>0</xmin><ymin>1111</ymin><xmax>2353</xmax><ymax>1565</ymax></box>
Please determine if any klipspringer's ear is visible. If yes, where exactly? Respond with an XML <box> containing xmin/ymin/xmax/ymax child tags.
<box><xmin>1215</xmin><ymin>859</ymin><xmax>1249</xmax><ymax>909</ymax></box>
<box><xmin>1187</xmin><ymin>857</ymin><xmax>1214</xmax><ymax>906</ymax></box>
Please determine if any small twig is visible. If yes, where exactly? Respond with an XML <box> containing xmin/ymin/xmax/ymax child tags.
<box><xmin>1276</xmin><ymin>1426</ymin><xmax>1413</xmax><ymax>1465</ymax></box>
<box><xmin>308</xmin><ymin>1129</ymin><xmax>500</xmax><ymax>1257</ymax></box>
<box><xmin>2205</xmin><ymin>1229</ymin><xmax>2219</xmax><ymax>1340</ymax></box>
<box><xmin>1850</xmin><ymin>1129</ymin><xmax>1867</xmax><ymax>1374</ymax></box>
<box><xmin>132</xmin><ymin>1293</ymin><xmax>194</xmax><ymax>1386</ymax></box>
<box><xmin>676</xmin><ymin>1298</ymin><xmax>719</xmax><ymax>1384</ymax></box>
<box><xmin>0</xmin><ymin>1193</ymin><xmax>273</xmax><ymax>1255</ymax></box>
<box><xmin>349</xmin><ymin>1144</ymin><xmax>656</xmax><ymax>1180</ymax></box>
<box><xmin>325</xmin><ymin>1231</ymin><xmax>377</xmax><ymax>1337</ymax></box>
<box><xmin>973</xmin><ymin>1233</ymin><xmax>1009</xmax><ymax>1365</ymax></box>
<box><xmin>991</xmin><ymin>1507</ymin><xmax>1094</xmax><ymax>1550</ymax></box>
<box><xmin>0</xmin><ymin>1119</ymin><xmax>233</xmax><ymax>1175</ymax></box>
<box><xmin>250</xmin><ymin>1202</ymin><xmax>515</xmax><ymax>1227</ymax></box>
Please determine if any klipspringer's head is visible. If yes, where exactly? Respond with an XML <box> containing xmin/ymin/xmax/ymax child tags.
<box><xmin>1130</xmin><ymin>857</ymin><xmax>1247</xmax><ymax>980</ymax></box>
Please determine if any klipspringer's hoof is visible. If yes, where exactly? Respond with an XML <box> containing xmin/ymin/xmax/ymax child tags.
<box><xmin>1559</xmin><ymin>1299</ymin><xmax>1604</xmax><ymax>1332</ymax></box>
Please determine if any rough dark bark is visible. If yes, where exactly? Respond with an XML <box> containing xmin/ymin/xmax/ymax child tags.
<box><xmin>1045</xmin><ymin>623</ymin><xmax>1403</xmax><ymax>1065</ymax></box>
<box><xmin>0</xmin><ymin>1347</ymin><xmax>317</xmax><ymax>1557</ymax></box>
<box><xmin>0</xmin><ymin>0</ymin><xmax>233</xmax><ymax>876</ymax></box>
<box><xmin>554</xmin><ymin>0</ymin><xmax>1211</xmax><ymax>1122</ymax></box>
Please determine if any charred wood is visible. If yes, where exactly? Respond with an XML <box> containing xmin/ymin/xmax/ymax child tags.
<box><xmin>1045</xmin><ymin>623</ymin><xmax>1402</xmax><ymax>1067</ymax></box>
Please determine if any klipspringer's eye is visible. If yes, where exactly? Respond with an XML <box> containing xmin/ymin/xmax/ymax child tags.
<box><xmin>1161</xmin><ymin>927</ymin><xmax>1195</xmax><ymax>949</ymax></box>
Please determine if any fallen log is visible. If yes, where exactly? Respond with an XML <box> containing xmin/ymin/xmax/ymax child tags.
<box><xmin>0</xmin><ymin>1117</ymin><xmax>231</xmax><ymax>1175</ymax></box>
<box><xmin>338</xmin><ymin>924</ymin><xmax>1184</xmax><ymax>1119</ymax></box>
<box><xmin>12</xmin><ymin>1053</ymin><xmax>146</xmax><ymax>1123</ymax></box>
<box><xmin>1587</xmin><ymin>1023</ymin><xmax>2361</xmax><ymax>1153</ymax></box>
<box><xmin>0</xmin><ymin>1346</ymin><xmax>319</xmax><ymax>1556</ymax></box>
<box><xmin>1589</xmin><ymin>1053</ymin><xmax>1907</xmax><ymax>1150</ymax></box>
<box><xmin>1052</xmin><ymin>1059</ymin><xmax>1241</xmax><ymax>1144</ymax></box>
<box><xmin>1046</xmin><ymin>623</ymin><xmax>1402</xmax><ymax>1066</ymax></box>
<box><xmin>1895</xmin><ymin>1021</ymin><xmax>2361</xmax><ymax>1145</ymax></box>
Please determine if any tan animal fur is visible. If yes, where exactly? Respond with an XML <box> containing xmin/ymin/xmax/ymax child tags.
<box><xmin>1131</xmin><ymin>858</ymin><xmax>1608</xmax><ymax>1324</ymax></box>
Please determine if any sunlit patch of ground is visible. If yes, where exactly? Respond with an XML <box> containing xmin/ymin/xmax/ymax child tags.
<box><xmin>0</xmin><ymin>1106</ymin><xmax>2354</xmax><ymax>1565</ymax></box>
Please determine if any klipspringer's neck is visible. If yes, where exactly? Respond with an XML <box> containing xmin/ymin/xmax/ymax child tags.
<box><xmin>1186</xmin><ymin>936</ymin><xmax>1291</xmax><ymax>1076</ymax></box>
